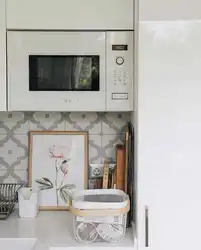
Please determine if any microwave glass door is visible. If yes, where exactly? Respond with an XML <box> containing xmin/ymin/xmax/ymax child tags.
<box><xmin>29</xmin><ymin>55</ymin><xmax>99</xmax><ymax>91</ymax></box>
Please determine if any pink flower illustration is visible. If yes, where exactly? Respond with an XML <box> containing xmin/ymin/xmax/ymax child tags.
<box><xmin>36</xmin><ymin>143</ymin><xmax>75</xmax><ymax>206</ymax></box>
<box><xmin>60</xmin><ymin>165</ymin><xmax>68</xmax><ymax>175</ymax></box>
<box><xmin>49</xmin><ymin>145</ymin><xmax>66</xmax><ymax>158</ymax></box>
<box><xmin>49</xmin><ymin>145</ymin><xmax>71</xmax><ymax>205</ymax></box>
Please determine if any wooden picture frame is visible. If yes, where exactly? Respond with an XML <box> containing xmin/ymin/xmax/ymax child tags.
<box><xmin>28</xmin><ymin>131</ymin><xmax>88</xmax><ymax>211</ymax></box>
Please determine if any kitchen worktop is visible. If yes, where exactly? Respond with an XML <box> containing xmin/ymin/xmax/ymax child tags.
<box><xmin>0</xmin><ymin>211</ymin><xmax>135</xmax><ymax>250</ymax></box>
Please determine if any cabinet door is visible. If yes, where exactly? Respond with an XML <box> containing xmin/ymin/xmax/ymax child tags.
<box><xmin>6</xmin><ymin>0</ymin><xmax>133</xmax><ymax>30</ymax></box>
<box><xmin>0</xmin><ymin>0</ymin><xmax>6</xmax><ymax>111</ymax></box>
<box><xmin>137</xmin><ymin>21</ymin><xmax>201</xmax><ymax>250</ymax></box>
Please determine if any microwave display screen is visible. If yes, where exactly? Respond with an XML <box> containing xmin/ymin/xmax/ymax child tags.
<box><xmin>29</xmin><ymin>55</ymin><xmax>99</xmax><ymax>91</ymax></box>
<box><xmin>112</xmin><ymin>45</ymin><xmax>128</xmax><ymax>51</ymax></box>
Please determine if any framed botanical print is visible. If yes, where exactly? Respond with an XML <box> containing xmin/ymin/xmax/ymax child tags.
<box><xmin>28</xmin><ymin>131</ymin><xmax>88</xmax><ymax>211</ymax></box>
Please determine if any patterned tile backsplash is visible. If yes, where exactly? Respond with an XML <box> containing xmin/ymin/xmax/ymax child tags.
<box><xmin>0</xmin><ymin>112</ymin><xmax>131</xmax><ymax>184</ymax></box>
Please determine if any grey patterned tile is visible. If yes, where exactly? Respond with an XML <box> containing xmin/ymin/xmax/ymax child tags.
<box><xmin>65</xmin><ymin>112</ymin><xmax>101</xmax><ymax>134</ymax></box>
<box><xmin>13</xmin><ymin>158</ymin><xmax>28</xmax><ymax>171</ymax></box>
<box><xmin>0</xmin><ymin>134</ymin><xmax>28</xmax><ymax>171</ymax></box>
<box><xmin>0</xmin><ymin>163</ymin><xmax>7</xmax><ymax>171</ymax></box>
<box><xmin>89</xmin><ymin>135</ymin><xmax>102</xmax><ymax>163</ymax></box>
<box><xmin>101</xmin><ymin>112</ymin><xmax>130</xmax><ymax>134</ymax></box>
<box><xmin>0</xmin><ymin>169</ymin><xmax>8</xmax><ymax>182</ymax></box>
<box><xmin>0</xmin><ymin>169</ymin><xmax>27</xmax><ymax>184</ymax></box>
<box><xmin>0</xmin><ymin>111</ymin><xmax>130</xmax><ymax>184</ymax></box>
<box><xmin>14</xmin><ymin>170</ymin><xmax>28</xmax><ymax>184</ymax></box>
<box><xmin>29</xmin><ymin>112</ymin><xmax>65</xmax><ymax>131</ymax></box>
<box><xmin>101</xmin><ymin>134</ymin><xmax>125</xmax><ymax>162</ymax></box>
<box><xmin>0</xmin><ymin>112</ymin><xmax>29</xmax><ymax>134</ymax></box>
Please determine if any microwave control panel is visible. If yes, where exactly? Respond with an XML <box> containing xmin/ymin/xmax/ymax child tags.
<box><xmin>106</xmin><ymin>31</ymin><xmax>133</xmax><ymax>111</ymax></box>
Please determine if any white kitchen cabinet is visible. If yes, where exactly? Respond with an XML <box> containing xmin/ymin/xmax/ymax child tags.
<box><xmin>0</xmin><ymin>0</ymin><xmax>6</xmax><ymax>111</ymax></box>
<box><xmin>6</xmin><ymin>0</ymin><xmax>133</xmax><ymax>30</ymax></box>
<box><xmin>137</xmin><ymin>20</ymin><xmax>201</xmax><ymax>250</ymax></box>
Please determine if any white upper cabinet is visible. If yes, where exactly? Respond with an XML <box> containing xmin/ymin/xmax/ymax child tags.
<box><xmin>0</xmin><ymin>0</ymin><xmax>6</xmax><ymax>111</ymax></box>
<box><xmin>6</xmin><ymin>0</ymin><xmax>134</xmax><ymax>30</ymax></box>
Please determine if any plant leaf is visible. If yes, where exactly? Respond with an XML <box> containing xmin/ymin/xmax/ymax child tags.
<box><xmin>39</xmin><ymin>185</ymin><xmax>53</xmax><ymax>191</ymax></box>
<box><xmin>59</xmin><ymin>189</ymin><xmax>70</xmax><ymax>203</ymax></box>
<box><xmin>42</xmin><ymin>177</ymin><xmax>53</xmax><ymax>186</ymax></box>
<box><xmin>35</xmin><ymin>178</ymin><xmax>53</xmax><ymax>187</ymax></box>
<box><xmin>60</xmin><ymin>184</ymin><xmax>76</xmax><ymax>190</ymax></box>
<box><xmin>35</xmin><ymin>179</ymin><xmax>49</xmax><ymax>186</ymax></box>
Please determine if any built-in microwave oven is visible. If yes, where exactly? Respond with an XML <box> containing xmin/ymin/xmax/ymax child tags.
<box><xmin>7</xmin><ymin>31</ymin><xmax>133</xmax><ymax>111</ymax></box>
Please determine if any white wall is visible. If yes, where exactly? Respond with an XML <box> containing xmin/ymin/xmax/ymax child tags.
<box><xmin>136</xmin><ymin>1</ymin><xmax>201</xmax><ymax>249</ymax></box>
<box><xmin>139</xmin><ymin>0</ymin><xmax>201</xmax><ymax>21</ymax></box>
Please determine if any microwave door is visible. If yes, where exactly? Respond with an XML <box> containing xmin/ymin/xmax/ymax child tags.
<box><xmin>7</xmin><ymin>31</ymin><xmax>106</xmax><ymax>111</ymax></box>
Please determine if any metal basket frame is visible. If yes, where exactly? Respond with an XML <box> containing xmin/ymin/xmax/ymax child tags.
<box><xmin>0</xmin><ymin>183</ymin><xmax>23</xmax><ymax>220</ymax></box>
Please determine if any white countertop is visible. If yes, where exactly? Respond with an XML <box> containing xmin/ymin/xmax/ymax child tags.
<box><xmin>0</xmin><ymin>211</ymin><xmax>135</xmax><ymax>250</ymax></box>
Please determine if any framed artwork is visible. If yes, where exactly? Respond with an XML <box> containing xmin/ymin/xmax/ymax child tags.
<box><xmin>28</xmin><ymin>131</ymin><xmax>88</xmax><ymax>211</ymax></box>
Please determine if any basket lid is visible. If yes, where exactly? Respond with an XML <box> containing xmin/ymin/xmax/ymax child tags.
<box><xmin>72</xmin><ymin>189</ymin><xmax>129</xmax><ymax>210</ymax></box>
